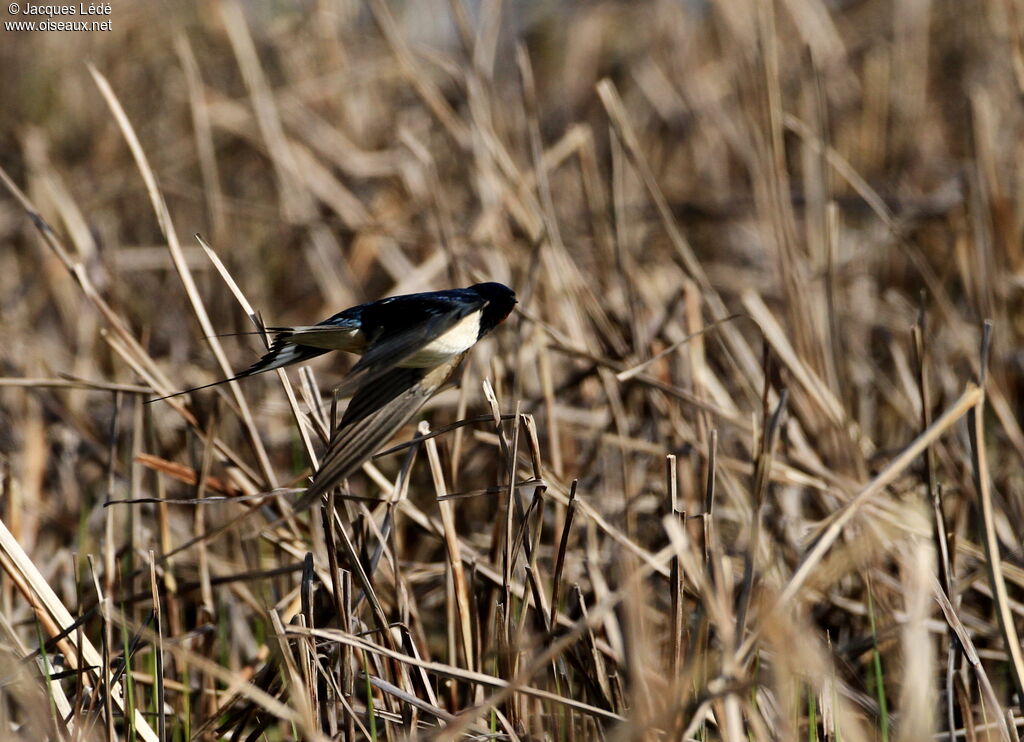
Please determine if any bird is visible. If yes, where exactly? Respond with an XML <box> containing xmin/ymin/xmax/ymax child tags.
<box><xmin>151</xmin><ymin>282</ymin><xmax>517</xmax><ymax>507</ymax></box>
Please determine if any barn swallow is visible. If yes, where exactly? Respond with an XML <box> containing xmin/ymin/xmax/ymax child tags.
<box><xmin>151</xmin><ymin>282</ymin><xmax>517</xmax><ymax>506</ymax></box>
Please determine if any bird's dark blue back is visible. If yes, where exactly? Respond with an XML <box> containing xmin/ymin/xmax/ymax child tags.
<box><xmin>346</xmin><ymin>288</ymin><xmax>485</xmax><ymax>339</ymax></box>
<box><xmin>323</xmin><ymin>286</ymin><xmax>479</xmax><ymax>337</ymax></box>
<box><xmin>315</xmin><ymin>284</ymin><xmax>514</xmax><ymax>344</ymax></box>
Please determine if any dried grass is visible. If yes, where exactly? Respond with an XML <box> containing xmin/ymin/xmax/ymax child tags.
<box><xmin>1</xmin><ymin>0</ymin><xmax>1023</xmax><ymax>739</ymax></box>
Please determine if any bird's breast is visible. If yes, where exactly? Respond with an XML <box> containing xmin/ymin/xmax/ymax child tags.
<box><xmin>398</xmin><ymin>311</ymin><xmax>482</xmax><ymax>367</ymax></box>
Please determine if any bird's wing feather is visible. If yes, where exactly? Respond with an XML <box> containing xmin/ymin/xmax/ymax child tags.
<box><xmin>293</xmin><ymin>355</ymin><xmax>463</xmax><ymax>510</ymax></box>
<box><xmin>267</xmin><ymin>325</ymin><xmax>362</xmax><ymax>351</ymax></box>
<box><xmin>265</xmin><ymin>304</ymin><xmax>363</xmax><ymax>347</ymax></box>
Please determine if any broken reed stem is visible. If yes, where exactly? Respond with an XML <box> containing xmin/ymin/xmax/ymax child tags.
<box><xmin>425</xmin><ymin>423</ymin><xmax>475</xmax><ymax>672</ymax></box>
<box><xmin>737</xmin><ymin>389</ymin><xmax>788</xmax><ymax>639</ymax></box>
<box><xmin>968</xmin><ymin>322</ymin><xmax>1024</xmax><ymax>702</ymax></box>
<box><xmin>912</xmin><ymin>307</ymin><xmax>958</xmax><ymax>741</ymax></box>
<box><xmin>667</xmin><ymin>455</ymin><xmax>686</xmax><ymax>678</ymax></box>
<box><xmin>550</xmin><ymin>480</ymin><xmax>578</xmax><ymax>630</ymax></box>
<box><xmin>502</xmin><ymin>406</ymin><xmax>523</xmax><ymax>636</ymax></box>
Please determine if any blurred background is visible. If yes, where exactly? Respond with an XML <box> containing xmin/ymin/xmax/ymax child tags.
<box><xmin>1</xmin><ymin>0</ymin><xmax>1024</xmax><ymax>739</ymax></box>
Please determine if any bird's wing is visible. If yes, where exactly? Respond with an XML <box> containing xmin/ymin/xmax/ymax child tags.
<box><xmin>332</xmin><ymin>295</ymin><xmax>484</xmax><ymax>396</ymax></box>
<box><xmin>261</xmin><ymin>323</ymin><xmax>364</xmax><ymax>352</ymax></box>
<box><xmin>264</xmin><ymin>306</ymin><xmax>364</xmax><ymax>351</ymax></box>
<box><xmin>292</xmin><ymin>354</ymin><xmax>464</xmax><ymax>510</ymax></box>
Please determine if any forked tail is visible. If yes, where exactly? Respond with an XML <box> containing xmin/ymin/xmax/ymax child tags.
<box><xmin>145</xmin><ymin>332</ymin><xmax>328</xmax><ymax>403</ymax></box>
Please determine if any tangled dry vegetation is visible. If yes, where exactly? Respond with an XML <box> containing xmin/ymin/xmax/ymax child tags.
<box><xmin>2</xmin><ymin>0</ymin><xmax>1024</xmax><ymax>739</ymax></box>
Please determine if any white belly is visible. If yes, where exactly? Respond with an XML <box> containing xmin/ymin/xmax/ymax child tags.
<box><xmin>399</xmin><ymin>312</ymin><xmax>481</xmax><ymax>366</ymax></box>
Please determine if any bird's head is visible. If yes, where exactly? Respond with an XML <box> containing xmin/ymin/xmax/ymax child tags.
<box><xmin>471</xmin><ymin>282</ymin><xmax>517</xmax><ymax>336</ymax></box>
